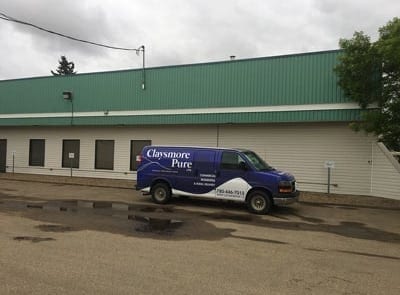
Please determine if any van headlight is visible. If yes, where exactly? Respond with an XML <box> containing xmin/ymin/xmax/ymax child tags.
<box><xmin>279</xmin><ymin>181</ymin><xmax>293</xmax><ymax>193</ymax></box>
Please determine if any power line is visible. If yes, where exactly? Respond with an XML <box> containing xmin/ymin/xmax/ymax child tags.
<box><xmin>0</xmin><ymin>12</ymin><xmax>142</xmax><ymax>52</ymax></box>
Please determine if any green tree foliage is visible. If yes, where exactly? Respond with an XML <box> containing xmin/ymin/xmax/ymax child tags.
<box><xmin>51</xmin><ymin>56</ymin><xmax>77</xmax><ymax>76</ymax></box>
<box><xmin>335</xmin><ymin>17</ymin><xmax>400</xmax><ymax>150</ymax></box>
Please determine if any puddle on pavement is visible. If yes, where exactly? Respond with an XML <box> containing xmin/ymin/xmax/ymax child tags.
<box><xmin>36</xmin><ymin>224</ymin><xmax>73</xmax><ymax>232</ymax></box>
<box><xmin>27</xmin><ymin>204</ymin><xmax>44</xmax><ymax>209</ymax></box>
<box><xmin>201</xmin><ymin>212</ymin><xmax>253</xmax><ymax>222</ymax></box>
<box><xmin>299</xmin><ymin>202</ymin><xmax>335</xmax><ymax>208</ymax></box>
<box><xmin>335</xmin><ymin>250</ymin><xmax>400</xmax><ymax>261</ymax></box>
<box><xmin>304</xmin><ymin>247</ymin><xmax>327</xmax><ymax>252</ymax></box>
<box><xmin>131</xmin><ymin>215</ymin><xmax>183</xmax><ymax>234</ymax></box>
<box><xmin>0</xmin><ymin>192</ymin><xmax>11</xmax><ymax>198</ymax></box>
<box><xmin>336</xmin><ymin>206</ymin><xmax>358</xmax><ymax>210</ymax></box>
<box><xmin>13</xmin><ymin>236</ymin><xmax>55</xmax><ymax>243</ymax></box>
<box><xmin>139</xmin><ymin>206</ymin><xmax>174</xmax><ymax>213</ymax></box>
<box><xmin>93</xmin><ymin>201</ymin><xmax>112</xmax><ymax>209</ymax></box>
<box><xmin>290</xmin><ymin>213</ymin><xmax>325</xmax><ymax>223</ymax></box>
<box><xmin>1</xmin><ymin>188</ymin><xmax>17</xmax><ymax>192</ymax></box>
<box><xmin>2</xmin><ymin>198</ymin><xmax>400</xmax><ymax>244</ymax></box>
<box><xmin>303</xmin><ymin>247</ymin><xmax>400</xmax><ymax>261</ymax></box>
<box><xmin>232</xmin><ymin>234</ymin><xmax>288</xmax><ymax>244</ymax></box>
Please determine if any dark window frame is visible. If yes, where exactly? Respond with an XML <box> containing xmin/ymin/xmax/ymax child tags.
<box><xmin>0</xmin><ymin>139</ymin><xmax>7</xmax><ymax>173</ymax></box>
<box><xmin>62</xmin><ymin>139</ymin><xmax>80</xmax><ymax>168</ymax></box>
<box><xmin>95</xmin><ymin>140</ymin><xmax>115</xmax><ymax>170</ymax></box>
<box><xmin>220</xmin><ymin>151</ymin><xmax>246</xmax><ymax>170</ymax></box>
<box><xmin>130</xmin><ymin>140</ymin><xmax>151</xmax><ymax>171</ymax></box>
<box><xmin>29</xmin><ymin>139</ymin><xmax>45</xmax><ymax>167</ymax></box>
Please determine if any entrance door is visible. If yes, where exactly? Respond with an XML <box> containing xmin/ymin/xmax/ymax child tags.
<box><xmin>0</xmin><ymin>140</ymin><xmax>7</xmax><ymax>173</ymax></box>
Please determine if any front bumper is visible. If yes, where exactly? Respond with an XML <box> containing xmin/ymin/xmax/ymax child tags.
<box><xmin>273</xmin><ymin>190</ymin><xmax>300</xmax><ymax>205</ymax></box>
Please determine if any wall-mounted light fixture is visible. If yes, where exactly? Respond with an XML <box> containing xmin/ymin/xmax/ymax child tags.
<box><xmin>63</xmin><ymin>91</ymin><xmax>73</xmax><ymax>100</ymax></box>
<box><xmin>63</xmin><ymin>91</ymin><xmax>73</xmax><ymax>125</ymax></box>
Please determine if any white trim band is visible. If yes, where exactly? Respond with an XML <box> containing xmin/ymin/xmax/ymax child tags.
<box><xmin>0</xmin><ymin>103</ymin><xmax>365</xmax><ymax>119</ymax></box>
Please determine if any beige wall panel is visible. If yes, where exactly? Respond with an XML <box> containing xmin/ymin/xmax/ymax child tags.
<box><xmin>0</xmin><ymin>123</ymin><xmax>382</xmax><ymax>197</ymax></box>
<box><xmin>1</xmin><ymin>125</ymin><xmax>217</xmax><ymax>180</ymax></box>
<box><xmin>371</xmin><ymin>143</ymin><xmax>400</xmax><ymax>200</ymax></box>
<box><xmin>218</xmin><ymin>123</ymin><xmax>375</xmax><ymax>195</ymax></box>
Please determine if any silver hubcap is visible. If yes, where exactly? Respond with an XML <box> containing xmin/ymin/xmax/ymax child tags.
<box><xmin>251</xmin><ymin>195</ymin><xmax>266</xmax><ymax>211</ymax></box>
<box><xmin>155</xmin><ymin>188</ymin><xmax>166</xmax><ymax>201</ymax></box>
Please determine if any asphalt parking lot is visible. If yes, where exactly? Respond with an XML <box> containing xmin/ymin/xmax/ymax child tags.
<box><xmin>0</xmin><ymin>178</ymin><xmax>399</xmax><ymax>295</ymax></box>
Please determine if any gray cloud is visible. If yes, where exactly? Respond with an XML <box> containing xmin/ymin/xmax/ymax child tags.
<box><xmin>0</xmin><ymin>0</ymin><xmax>399</xmax><ymax>79</ymax></box>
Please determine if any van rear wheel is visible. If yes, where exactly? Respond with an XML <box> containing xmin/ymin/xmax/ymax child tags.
<box><xmin>151</xmin><ymin>183</ymin><xmax>171</xmax><ymax>204</ymax></box>
<box><xmin>247</xmin><ymin>190</ymin><xmax>272</xmax><ymax>214</ymax></box>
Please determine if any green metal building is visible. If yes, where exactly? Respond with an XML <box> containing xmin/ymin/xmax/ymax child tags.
<box><xmin>1</xmin><ymin>50</ymin><xmax>399</xmax><ymax>199</ymax></box>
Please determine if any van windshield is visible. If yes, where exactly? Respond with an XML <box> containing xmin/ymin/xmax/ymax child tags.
<box><xmin>242</xmin><ymin>151</ymin><xmax>274</xmax><ymax>171</ymax></box>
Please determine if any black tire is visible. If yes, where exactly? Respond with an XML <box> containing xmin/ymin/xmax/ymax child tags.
<box><xmin>247</xmin><ymin>190</ymin><xmax>272</xmax><ymax>214</ymax></box>
<box><xmin>150</xmin><ymin>182</ymin><xmax>171</xmax><ymax>204</ymax></box>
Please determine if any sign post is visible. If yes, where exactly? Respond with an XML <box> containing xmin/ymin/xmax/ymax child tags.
<box><xmin>12</xmin><ymin>151</ymin><xmax>16</xmax><ymax>173</ymax></box>
<box><xmin>324</xmin><ymin>160</ymin><xmax>335</xmax><ymax>194</ymax></box>
<box><xmin>68</xmin><ymin>153</ymin><xmax>75</xmax><ymax>177</ymax></box>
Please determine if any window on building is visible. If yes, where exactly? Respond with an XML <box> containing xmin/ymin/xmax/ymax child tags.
<box><xmin>220</xmin><ymin>151</ymin><xmax>246</xmax><ymax>170</ymax></box>
<box><xmin>130</xmin><ymin>140</ymin><xmax>151</xmax><ymax>171</ymax></box>
<box><xmin>0</xmin><ymin>139</ymin><xmax>7</xmax><ymax>173</ymax></box>
<box><xmin>29</xmin><ymin>139</ymin><xmax>45</xmax><ymax>167</ymax></box>
<box><xmin>62</xmin><ymin>140</ymin><xmax>80</xmax><ymax>168</ymax></box>
<box><xmin>95</xmin><ymin>140</ymin><xmax>114</xmax><ymax>170</ymax></box>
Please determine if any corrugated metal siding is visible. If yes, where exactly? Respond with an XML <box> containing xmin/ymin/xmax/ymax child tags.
<box><xmin>371</xmin><ymin>143</ymin><xmax>400</xmax><ymax>200</ymax></box>
<box><xmin>1</xmin><ymin>122</ymin><xmax>377</xmax><ymax>197</ymax></box>
<box><xmin>1</xmin><ymin>50</ymin><xmax>347</xmax><ymax>118</ymax></box>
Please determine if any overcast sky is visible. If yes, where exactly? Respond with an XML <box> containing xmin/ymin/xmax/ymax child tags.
<box><xmin>0</xmin><ymin>0</ymin><xmax>398</xmax><ymax>80</ymax></box>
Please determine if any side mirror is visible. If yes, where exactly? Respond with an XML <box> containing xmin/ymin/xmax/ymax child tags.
<box><xmin>239</xmin><ymin>161</ymin><xmax>248</xmax><ymax>171</ymax></box>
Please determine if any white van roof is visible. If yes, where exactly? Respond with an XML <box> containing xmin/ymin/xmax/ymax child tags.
<box><xmin>145</xmin><ymin>145</ymin><xmax>249</xmax><ymax>153</ymax></box>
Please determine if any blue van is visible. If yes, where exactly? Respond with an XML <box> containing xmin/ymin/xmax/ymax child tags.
<box><xmin>136</xmin><ymin>146</ymin><xmax>299</xmax><ymax>214</ymax></box>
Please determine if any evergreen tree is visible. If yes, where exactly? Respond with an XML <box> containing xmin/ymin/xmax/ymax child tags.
<box><xmin>51</xmin><ymin>56</ymin><xmax>77</xmax><ymax>75</ymax></box>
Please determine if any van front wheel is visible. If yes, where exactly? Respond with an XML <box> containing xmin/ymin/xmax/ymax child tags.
<box><xmin>247</xmin><ymin>191</ymin><xmax>272</xmax><ymax>214</ymax></box>
<box><xmin>151</xmin><ymin>183</ymin><xmax>171</xmax><ymax>204</ymax></box>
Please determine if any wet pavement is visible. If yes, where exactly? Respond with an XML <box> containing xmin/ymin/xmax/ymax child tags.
<box><xmin>0</xmin><ymin>179</ymin><xmax>400</xmax><ymax>294</ymax></box>
<box><xmin>1</xmin><ymin>196</ymin><xmax>399</xmax><ymax>245</ymax></box>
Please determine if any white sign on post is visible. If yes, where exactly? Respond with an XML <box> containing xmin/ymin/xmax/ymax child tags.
<box><xmin>68</xmin><ymin>153</ymin><xmax>75</xmax><ymax>159</ymax></box>
<box><xmin>324</xmin><ymin>160</ymin><xmax>335</xmax><ymax>169</ymax></box>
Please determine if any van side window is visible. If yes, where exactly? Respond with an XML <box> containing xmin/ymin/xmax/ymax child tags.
<box><xmin>220</xmin><ymin>152</ymin><xmax>246</xmax><ymax>170</ymax></box>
